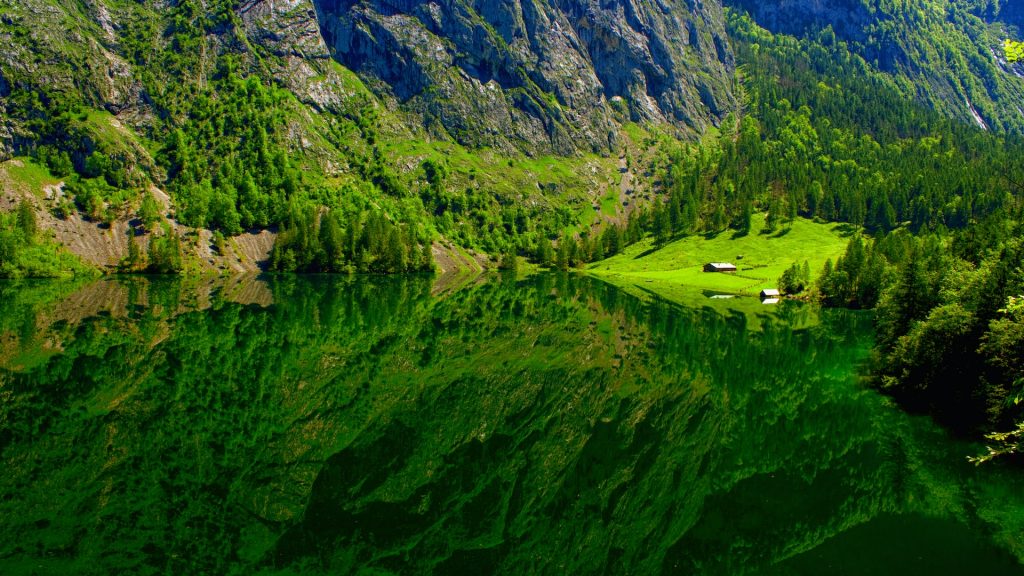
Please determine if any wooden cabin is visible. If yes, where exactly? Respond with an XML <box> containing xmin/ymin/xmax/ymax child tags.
<box><xmin>703</xmin><ymin>262</ymin><xmax>738</xmax><ymax>273</ymax></box>
<box><xmin>760</xmin><ymin>289</ymin><xmax>781</xmax><ymax>299</ymax></box>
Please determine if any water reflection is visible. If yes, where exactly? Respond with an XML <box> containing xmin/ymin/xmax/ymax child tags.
<box><xmin>0</xmin><ymin>274</ymin><xmax>1022</xmax><ymax>575</ymax></box>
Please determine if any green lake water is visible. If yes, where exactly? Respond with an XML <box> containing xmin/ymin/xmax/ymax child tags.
<box><xmin>1</xmin><ymin>274</ymin><xmax>1023</xmax><ymax>575</ymax></box>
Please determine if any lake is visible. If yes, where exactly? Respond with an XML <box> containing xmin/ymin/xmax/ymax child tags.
<box><xmin>1</xmin><ymin>274</ymin><xmax>1023</xmax><ymax>575</ymax></box>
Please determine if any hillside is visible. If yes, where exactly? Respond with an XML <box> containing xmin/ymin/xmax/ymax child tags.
<box><xmin>0</xmin><ymin>0</ymin><xmax>1022</xmax><ymax>276</ymax></box>
<box><xmin>725</xmin><ymin>0</ymin><xmax>1024</xmax><ymax>132</ymax></box>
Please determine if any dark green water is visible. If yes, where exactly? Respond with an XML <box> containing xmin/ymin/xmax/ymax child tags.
<box><xmin>1</xmin><ymin>274</ymin><xmax>1023</xmax><ymax>575</ymax></box>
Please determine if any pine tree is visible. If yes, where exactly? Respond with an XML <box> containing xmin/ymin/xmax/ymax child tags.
<box><xmin>419</xmin><ymin>241</ymin><xmax>435</xmax><ymax>272</ymax></box>
<box><xmin>318</xmin><ymin>212</ymin><xmax>344</xmax><ymax>271</ymax></box>
<box><xmin>123</xmin><ymin>229</ymin><xmax>144</xmax><ymax>271</ymax></box>
<box><xmin>627</xmin><ymin>212</ymin><xmax>645</xmax><ymax>245</ymax></box>
<box><xmin>652</xmin><ymin>204</ymin><xmax>670</xmax><ymax>246</ymax></box>
<box><xmin>536</xmin><ymin>239</ymin><xmax>553</xmax><ymax>267</ymax></box>
<box><xmin>555</xmin><ymin>236</ymin><xmax>570</xmax><ymax>271</ymax></box>
<box><xmin>16</xmin><ymin>198</ymin><xmax>37</xmax><ymax>244</ymax></box>
<box><xmin>591</xmin><ymin>235</ymin><xmax>605</xmax><ymax>262</ymax></box>
<box><xmin>345</xmin><ymin>213</ymin><xmax>362</xmax><ymax>263</ymax></box>
<box><xmin>709</xmin><ymin>200</ymin><xmax>727</xmax><ymax>233</ymax></box>
<box><xmin>500</xmin><ymin>246</ymin><xmax>518</xmax><ymax>273</ymax></box>
<box><xmin>734</xmin><ymin>199</ymin><xmax>753</xmax><ymax>234</ymax></box>
<box><xmin>147</xmin><ymin>229</ymin><xmax>183</xmax><ymax>274</ymax></box>
<box><xmin>382</xmin><ymin>225</ymin><xmax>407</xmax><ymax>273</ymax></box>
<box><xmin>139</xmin><ymin>193</ymin><xmax>163</xmax><ymax>232</ymax></box>
<box><xmin>611</xmin><ymin>225</ymin><xmax>625</xmax><ymax>255</ymax></box>
<box><xmin>0</xmin><ymin>229</ymin><xmax>18</xmax><ymax>269</ymax></box>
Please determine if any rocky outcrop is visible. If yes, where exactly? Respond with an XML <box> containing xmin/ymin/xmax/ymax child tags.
<box><xmin>725</xmin><ymin>0</ymin><xmax>873</xmax><ymax>41</ymax></box>
<box><xmin>313</xmin><ymin>0</ymin><xmax>738</xmax><ymax>154</ymax></box>
<box><xmin>236</xmin><ymin>0</ymin><xmax>360</xmax><ymax>113</ymax></box>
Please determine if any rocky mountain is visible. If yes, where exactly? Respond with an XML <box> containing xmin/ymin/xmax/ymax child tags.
<box><xmin>0</xmin><ymin>0</ymin><xmax>739</xmax><ymax>159</ymax></box>
<box><xmin>313</xmin><ymin>0</ymin><xmax>737</xmax><ymax>153</ymax></box>
<box><xmin>2</xmin><ymin>0</ymin><xmax>1021</xmax><ymax>164</ymax></box>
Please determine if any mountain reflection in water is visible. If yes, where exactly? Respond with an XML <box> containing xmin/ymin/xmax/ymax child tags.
<box><xmin>1</xmin><ymin>274</ymin><xmax>1022</xmax><ymax>575</ymax></box>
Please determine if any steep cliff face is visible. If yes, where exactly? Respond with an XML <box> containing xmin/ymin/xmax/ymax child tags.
<box><xmin>313</xmin><ymin>0</ymin><xmax>737</xmax><ymax>153</ymax></box>
<box><xmin>236</xmin><ymin>0</ymin><xmax>367</xmax><ymax>114</ymax></box>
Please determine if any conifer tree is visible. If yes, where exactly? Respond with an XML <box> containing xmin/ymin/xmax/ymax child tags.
<box><xmin>536</xmin><ymin>238</ymin><xmax>553</xmax><ymax>267</ymax></box>
<box><xmin>318</xmin><ymin>212</ymin><xmax>344</xmax><ymax>271</ymax></box>
<box><xmin>500</xmin><ymin>246</ymin><xmax>518</xmax><ymax>273</ymax></box>
<box><xmin>652</xmin><ymin>204</ymin><xmax>670</xmax><ymax>246</ymax></box>
<box><xmin>16</xmin><ymin>198</ymin><xmax>36</xmax><ymax>244</ymax></box>
<box><xmin>591</xmin><ymin>235</ymin><xmax>605</xmax><ymax>262</ymax></box>
<box><xmin>555</xmin><ymin>236</ymin><xmax>570</xmax><ymax>271</ymax></box>
<box><xmin>419</xmin><ymin>241</ymin><xmax>435</xmax><ymax>272</ymax></box>
<box><xmin>123</xmin><ymin>229</ymin><xmax>144</xmax><ymax>272</ymax></box>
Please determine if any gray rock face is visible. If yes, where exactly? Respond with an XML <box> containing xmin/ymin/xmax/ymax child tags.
<box><xmin>237</xmin><ymin>0</ymin><xmax>356</xmax><ymax>113</ymax></box>
<box><xmin>726</xmin><ymin>0</ymin><xmax>872</xmax><ymax>40</ymax></box>
<box><xmin>0</xmin><ymin>68</ymin><xmax>9</xmax><ymax>159</ymax></box>
<box><xmin>312</xmin><ymin>0</ymin><xmax>737</xmax><ymax>154</ymax></box>
<box><xmin>0</xmin><ymin>66</ymin><xmax>9</xmax><ymax>99</ymax></box>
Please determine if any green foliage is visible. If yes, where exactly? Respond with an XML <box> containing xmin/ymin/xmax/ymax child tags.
<box><xmin>138</xmin><ymin>192</ymin><xmax>163</xmax><ymax>232</ymax></box>
<box><xmin>64</xmin><ymin>176</ymin><xmax>134</xmax><ymax>224</ymax></box>
<box><xmin>499</xmin><ymin>247</ymin><xmax>519</xmax><ymax>273</ymax></box>
<box><xmin>16</xmin><ymin>199</ymin><xmax>37</xmax><ymax>243</ymax></box>
<box><xmin>160</xmin><ymin>73</ymin><xmax>303</xmax><ymax>232</ymax></box>
<box><xmin>727</xmin><ymin>1</ymin><xmax>1024</xmax><ymax>133</ymax></box>
<box><xmin>838</xmin><ymin>230</ymin><xmax>1024</xmax><ymax>460</ymax></box>
<box><xmin>0</xmin><ymin>204</ymin><xmax>95</xmax><ymax>278</ymax></box>
<box><xmin>1005</xmin><ymin>40</ymin><xmax>1024</xmax><ymax>63</ymax></box>
<box><xmin>120</xmin><ymin>230</ymin><xmax>146</xmax><ymax>273</ymax></box>
<box><xmin>818</xmin><ymin>235</ymin><xmax>891</xmax><ymax>308</ymax></box>
<box><xmin>147</xmin><ymin>228</ymin><xmax>184</xmax><ymax>274</ymax></box>
<box><xmin>0</xmin><ymin>228</ymin><xmax>19</xmax><ymax>271</ymax></box>
<box><xmin>5</xmin><ymin>276</ymin><xmax>1024</xmax><ymax>572</ymax></box>
<box><xmin>779</xmin><ymin>261</ymin><xmax>811</xmax><ymax>294</ymax></box>
<box><xmin>34</xmin><ymin>146</ymin><xmax>73</xmax><ymax>178</ymax></box>
<box><xmin>270</xmin><ymin>204</ymin><xmax>432</xmax><ymax>274</ymax></box>
<box><xmin>535</xmin><ymin>239</ymin><xmax>553</xmax><ymax>267</ymax></box>
<box><xmin>1</xmin><ymin>0</ymin><xmax>1021</xmax><ymax>290</ymax></box>
<box><xmin>600</xmin><ymin>225</ymin><xmax>624</xmax><ymax>259</ymax></box>
<box><xmin>678</xmin><ymin>12</ymin><xmax>1024</xmax><ymax>241</ymax></box>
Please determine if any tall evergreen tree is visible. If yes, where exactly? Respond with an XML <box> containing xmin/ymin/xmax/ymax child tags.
<box><xmin>16</xmin><ymin>198</ymin><xmax>37</xmax><ymax>243</ymax></box>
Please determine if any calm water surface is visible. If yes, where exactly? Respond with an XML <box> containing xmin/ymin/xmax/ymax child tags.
<box><xmin>1</xmin><ymin>274</ymin><xmax>1022</xmax><ymax>575</ymax></box>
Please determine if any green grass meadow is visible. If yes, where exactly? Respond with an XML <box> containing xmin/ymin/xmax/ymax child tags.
<box><xmin>589</xmin><ymin>214</ymin><xmax>856</xmax><ymax>296</ymax></box>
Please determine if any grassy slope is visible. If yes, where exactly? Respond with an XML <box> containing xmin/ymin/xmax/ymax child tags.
<box><xmin>589</xmin><ymin>214</ymin><xmax>856</xmax><ymax>296</ymax></box>
<box><xmin>1</xmin><ymin>159</ymin><xmax>62</xmax><ymax>199</ymax></box>
<box><xmin>0</xmin><ymin>159</ymin><xmax>99</xmax><ymax>278</ymax></box>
